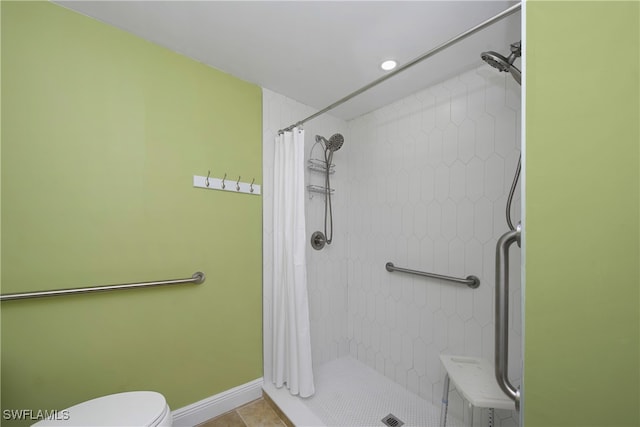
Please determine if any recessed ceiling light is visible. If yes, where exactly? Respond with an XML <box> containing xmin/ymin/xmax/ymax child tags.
<box><xmin>380</xmin><ymin>60</ymin><xmax>397</xmax><ymax>71</ymax></box>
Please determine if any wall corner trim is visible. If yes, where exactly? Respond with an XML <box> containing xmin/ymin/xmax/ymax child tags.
<box><xmin>172</xmin><ymin>378</ymin><xmax>263</xmax><ymax>426</ymax></box>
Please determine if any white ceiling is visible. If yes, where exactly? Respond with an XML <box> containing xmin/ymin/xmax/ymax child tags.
<box><xmin>55</xmin><ymin>1</ymin><xmax>521</xmax><ymax>121</ymax></box>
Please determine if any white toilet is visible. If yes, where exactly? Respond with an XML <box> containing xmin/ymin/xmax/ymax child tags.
<box><xmin>32</xmin><ymin>391</ymin><xmax>172</xmax><ymax>427</ymax></box>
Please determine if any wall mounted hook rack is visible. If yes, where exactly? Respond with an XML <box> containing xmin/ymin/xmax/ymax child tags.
<box><xmin>193</xmin><ymin>174</ymin><xmax>261</xmax><ymax>195</ymax></box>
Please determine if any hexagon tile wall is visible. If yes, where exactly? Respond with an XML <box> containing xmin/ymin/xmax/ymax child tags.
<box><xmin>345</xmin><ymin>66</ymin><xmax>522</xmax><ymax>425</ymax></box>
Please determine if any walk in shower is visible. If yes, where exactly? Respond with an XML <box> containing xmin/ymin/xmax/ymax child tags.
<box><xmin>263</xmin><ymin>7</ymin><xmax>523</xmax><ymax>427</ymax></box>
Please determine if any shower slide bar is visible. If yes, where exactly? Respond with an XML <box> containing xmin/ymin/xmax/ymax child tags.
<box><xmin>278</xmin><ymin>2</ymin><xmax>521</xmax><ymax>134</ymax></box>
<box><xmin>385</xmin><ymin>262</ymin><xmax>480</xmax><ymax>289</ymax></box>
<box><xmin>0</xmin><ymin>272</ymin><xmax>205</xmax><ymax>301</ymax></box>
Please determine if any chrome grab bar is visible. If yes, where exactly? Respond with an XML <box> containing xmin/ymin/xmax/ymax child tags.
<box><xmin>0</xmin><ymin>272</ymin><xmax>205</xmax><ymax>301</ymax></box>
<box><xmin>385</xmin><ymin>262</ymin><xmax>480</xmax><ymax>289</ymax></box>
<box><xmin>495</xmin><ymin>225</ymin><xmax>521</xmax><ymax>409</ymax></box>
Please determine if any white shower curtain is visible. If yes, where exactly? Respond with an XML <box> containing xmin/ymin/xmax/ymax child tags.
<box><xmin>272</xmin><ymin>127</ymin><xmax>315</xmax><ymax>398</ymax></box>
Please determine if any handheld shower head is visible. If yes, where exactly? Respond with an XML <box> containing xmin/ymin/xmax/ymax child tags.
<box><xmin>481</xmin><ymin>41</ymin><xmax>522</xmax><ymax>85</ymax></box>
<box><xmin>481</xmin><ymin>51</ymin><xmax>512</xmax><ymax>72</ymax></box>
<box><xmin>326</xmin><ymin>133</ymin><xmax>344</xmax><ymax>152</ymax></box>
<box><xmin>315</xmin><ymin>133</ymin><xmax>344</xmax><ymax>152</ymax></box>
<box><xmin>311</xmin><ymin>132</ymin><xmax>345</xmax><ymax>249</ymax></box>
<box><xmin>481</xmin><ymin>42</ymin><xmax>523</xmax><ymax>231</ymax></box>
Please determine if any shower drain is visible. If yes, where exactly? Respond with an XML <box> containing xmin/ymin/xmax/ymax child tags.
<box><xmin>381</xmin><ymin>414</ymin><xmax>404</xmax><ymax>427</ymax></box>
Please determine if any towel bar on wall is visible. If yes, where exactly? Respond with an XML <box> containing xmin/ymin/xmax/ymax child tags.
<box><xmin>385</xmin><ymin>262</ymin><xmax>480</xmax><ymax>289</ymax></box>
<box><xmin>0</xmin><ymin>271</ymin><xmax>205</xmax><ymax>301</ymax></box>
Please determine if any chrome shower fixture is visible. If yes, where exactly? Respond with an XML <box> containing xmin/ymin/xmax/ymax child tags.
<box><xmin>311</xmin><ymin>133</ymin><xmax>345</xmax><ymax>250</ymax></box>
<box><xmin>481</xmin><ymin>41</ymin><xmax>522</xmax><ymax>231</ymax></box>
<box><xmin>326</xmin><ymin>133</ymin><xmax>344</xmax><ymax>152</ymax></box>
<box><xmin>315</xmin><ymin>133</ymin><xmax>344</xmax><ymax>152</ymax></box>
<box><xmin>481</xmin><ymin>41</ymin><xmax>521</xmax><ymax>85</ymax></box>
<box><xmin>310</xmin><ymin>231</ymin><xmax>326</xmax><ymax>250</ymax></box>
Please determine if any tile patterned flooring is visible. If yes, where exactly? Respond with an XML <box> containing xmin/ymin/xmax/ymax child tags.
<box><xmin>197</xmin><ymin>396</ymin><xmax>291</xmax><ymax>427</ymax></box>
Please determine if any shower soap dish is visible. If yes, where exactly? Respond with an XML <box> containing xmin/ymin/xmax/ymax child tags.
<box><xmin>306</xmin><ymin>184</ymin><xmax>334</xmax><ymax>195</ymax></box>
<box><xmin>307</xmin><ymin>159</ymin><xmax>335</xmax><ymax>174</ymax></box>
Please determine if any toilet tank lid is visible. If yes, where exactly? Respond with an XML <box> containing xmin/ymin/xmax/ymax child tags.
<box><xmin>31</xmin><ymin>391</ymin><xmax>169</xmax><ymax>427</ymax></box>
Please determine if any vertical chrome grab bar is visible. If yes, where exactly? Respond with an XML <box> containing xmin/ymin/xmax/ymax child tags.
<box><xmin>495</xmin><ymin>224</ymin><xmax>521</xmax><ymax>410</ymax></box>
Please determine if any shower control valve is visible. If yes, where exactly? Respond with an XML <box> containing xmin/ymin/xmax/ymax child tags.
<box><xmin>310</xmin><ymin>231</ymin><xmax>326</xmax><ymax>251</ymax></box>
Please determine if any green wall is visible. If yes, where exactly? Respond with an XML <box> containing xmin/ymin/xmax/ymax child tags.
<box><xmin>1</xmin><ymin>2</ymin><xmax>263</xmax><ymax>424</ymax></box>
<box><xmin>525</xmin><ymin>1</ymin><xmax>639</xmax><ymax>426</ymax></box>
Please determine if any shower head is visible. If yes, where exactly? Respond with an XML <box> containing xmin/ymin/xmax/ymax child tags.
<box><xmin>481</xmin><ymin>51</ymin><xmax>512</xmax><ymax>72</ymax></box>
<box><xmin>481</xmin><ymin>41</ymin><xmax>522</xmax><ymax>85</ymax></box>
<box><xmin>326</xmin><ymin>133</ymin><xmax>344</xmax><ymax>152</ymax></box>
<box><xmin>315</xmin><ymin>133</ymin><xmax>345</xmax><ymax>152</ymax></box>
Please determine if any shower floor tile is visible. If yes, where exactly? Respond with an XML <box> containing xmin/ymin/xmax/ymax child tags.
<box><xmin>267</xmin><ymin>357</ymin><xmax>464</xmax><ymax>427</ymax></box>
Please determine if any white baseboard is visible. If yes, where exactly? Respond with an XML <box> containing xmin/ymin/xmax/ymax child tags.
<box><xmin>171</xmin><ymin>378</ymin><xmax>263</xmax><ymax>427</ymax></box>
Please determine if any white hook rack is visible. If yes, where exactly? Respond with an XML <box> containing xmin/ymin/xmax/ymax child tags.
<box><xmin>193</xmin><ymin>175</ymin><xmax>261</xmax><ymax>195</ymax></box>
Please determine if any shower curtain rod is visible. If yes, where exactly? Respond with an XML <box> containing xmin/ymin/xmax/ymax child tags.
<box><xmin>278</xmin><ymin>2</ymin><xmax>521</xmax><ymax>134</ymax></box>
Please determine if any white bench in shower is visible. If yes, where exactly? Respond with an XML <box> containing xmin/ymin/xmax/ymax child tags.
<box><xmin>439</xmin><ymin>354</ymin><xmax>516</xmax><ymax>427</ymax></box>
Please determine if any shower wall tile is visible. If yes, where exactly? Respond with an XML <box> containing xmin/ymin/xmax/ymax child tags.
<box><xmin>345</xmin><ymin>65</ymin><xmax>522</xmax><ymax>426</ymax></box>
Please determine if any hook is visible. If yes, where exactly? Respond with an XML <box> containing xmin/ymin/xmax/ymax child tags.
<box><xmin>205</xmin><ymin>170</ymin><xmax>211</xmax><ymax>187</ymax></box>
<box><xmin>221</xmin><ymin>173</ymin><xmax>227</xmax><ymax>189</ymax></box>
<box><xmin>250</xmin><ymin>178</ymin><xmax>255</xmax><ymax>193</ymax></box>
<box><xmin>236</xmin><ymin>175</ymin><xmax>241</xmax><ymax>191</ymax></box>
